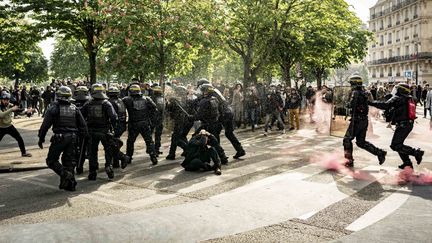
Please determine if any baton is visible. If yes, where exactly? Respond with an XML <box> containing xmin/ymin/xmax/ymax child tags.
<box><xmin>77</xmin><ymin>137</ymin><xmax>86</xmax><ymax>169</ymax></box>
<box><xmin>174</xmin><ymin>100</ymin><xmax>191</xmax><ymax>117</ymax></box>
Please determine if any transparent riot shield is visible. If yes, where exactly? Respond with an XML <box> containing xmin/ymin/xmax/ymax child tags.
<box><xmin>330</xmin><ymin>86</ymin><xmax>352</xmax><ymax>138</ymax></box>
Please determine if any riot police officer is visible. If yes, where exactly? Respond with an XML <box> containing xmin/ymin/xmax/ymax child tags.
<box><xmin>343</xmin><ymin>74</ymin><xmax>387</xmax><ymax>168</ymax></box>
<box><xmin>150</xmin><ymin>85</ymin><xmax>165</xmax><ymax>156</ymax></box>
<box><xmin>195</xmin><ymin>84</ymin><xmax>229</xmax><ymax>164</ymax></box>
<box><xmin>107</xmin><ymin>86</ymin><xmax>129</xmax><ymax>168</ymax></box>
<box><xmin>81</xmin><ymin>84</ymin><xmax>118</xmax><ymax>180</ymax></box>
<box><xmin>197</xmin><ymin>79</ymin><xmax>246</xmax><ymax>160</ymax></box>
<box><xmin>166</xmin><ymin>86</ymin><xmax>195</xmax><ymax>160</ymax></box>
<box><xmin>73</xmin><ymin>86</ymin><xmax>90</xmax><ymax>175</ymax></box>
<box><xmin>38</xmin><ymin>86</ymin><xmax>87</xmax><ymax>191</ymax></box>
<box><xmin>369</xmin><ymin>83</ymin><xmax>424</xmax><ymax>169</ymax></box>
<box><xmin>123</xmin><ymin>84</ymin><xmax>158</xmax><ymax>165</ymax></box>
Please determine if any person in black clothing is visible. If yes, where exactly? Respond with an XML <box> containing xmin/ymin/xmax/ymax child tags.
<box><xmin>244</xmin><ymin>86</ymin><xmax>260</xmax><ymax>132</ymax></box>
<box><xmin>181</xmin><ymin>130</ymin><xmax>222</xmax><ymax>175</ymax></box>
<box><xmin>73</xmin><ymin>86</ymin><xmax>91</xmax><ymax>174</ymax></box>
<box><xmin>286</xmin><ymin>88</ymin><xmax>302</xmax><ymax>130</ymax></box>
<box><xmin>369</xmin><ymin>83</ymin><xmax>424</xmax><ymax>169</ymax></box>
<box><xmin>343</xmin><ymin>74</ymin><xmax>387</xmax><ymax>168</ymax></box>
<box><xmin>123</xmin><ymin>84</ymin><xmax>158</xmax><ymax>165</ymax></box>
<box><xmin>150</xmin><ymin>85</ymin><xmax>165</xmax><ymax>156</ymax></box>
<box><xmin>80</xmin><ymin>84</ymin><xmax>118</xmax><ymax>180</ymax></box>
<box><xmin>42</xmin><ymin>86</ymin><xmax>54</xmax><ymax>117</ymax></box>
<box><xmin>29</xmin><ymin>86</ymin><xmax>41</xmax><ymax>115</ymax></box>
<box><xmin>165</xmin><ymin>86</ymin><xmax>195</xmax><ymax>160</ymax></box>
<box><xmin>38</xmin><ymin>86</ymin><xmax>87</xmax><ymax>191</ymax></box>
<box><xmin>422</xmin><ymin>84</ymin><xmax>429</xmax><ymax>117</ymax></box>
<box><xmin>264</xmin><ymin>85</ymin><xmax>285</xmax><ymax>136</ymax></box>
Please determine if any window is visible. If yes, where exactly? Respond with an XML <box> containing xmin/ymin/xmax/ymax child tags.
<box><xmin>381</xmin><ymin>51</ymin><xmax>384</xmax><ymax>59</ymax></box>
<box><xmin>397</xmin><ymin>47</ymin><xmax>401</xmax><ymax>56</ymax></box>
<box><xmin>380</xmin><ymin>35</ymin><xmax>384</xmax><ymax>45</ymax></box>
<box><xmin>388</xmin><ymin>16</ymin><xmax>392</xmax><ymax>27</ymax></box>
<box><xmin>389</xmin><ymin>49</ymin><xmax>393</xmax><ymax>58</ymax></box>
<box><xmin>405</xmin><ymin>9</ymin><xmax>409</xmax><ymax>21</ymax></box>
<box><xmin>373</xmin><ymin>52</ymin><xmax>376</xmax><ymax>61</ymax></box>
<box><xmin>414</xmin><ymin>5</ymin><xmax>418</xmax><ymax>17</ymax></box>
<box><xmin>396</xmin><ymin>30</ymin><xmax>400</xmax><ymax>41</ymax></box>
<box><xmin>389</xmin><ymin>67</ymin><xmax>393</xmax><ymax>76</ymax></box>
<box><xmin>388</xmin><ymin>33</ymin><xmax>392</xmax><ymax>43</ymax></box>
<box><xmin>380</xmin><ymin>19</ymin><xmax>384</xmax><ymax>29</ymax></box>
<box><xmin>396</xmin><ymin>13</ymin><xmax>400</xmax><ymax>24</ymax></box>
<box><xmin>405</xmin><ymin>46</ymin><xmax>410</xmax><ymax>55</ymax></box>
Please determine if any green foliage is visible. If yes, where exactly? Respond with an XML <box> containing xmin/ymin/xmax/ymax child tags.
<box><xmin>50</xmin><ymin>37</ymin><xmax>89</xmax><ymax>80</ymax></box>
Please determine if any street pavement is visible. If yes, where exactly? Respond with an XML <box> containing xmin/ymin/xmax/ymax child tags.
<box><xmin>0</xmin><ymin>110</ymin><xmax>432</xmax><ymax>242</ymax></box>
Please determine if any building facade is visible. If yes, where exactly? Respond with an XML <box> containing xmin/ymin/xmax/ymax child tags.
<box><xmin>368</xmin><ymin>0</ymin><xmax>432</xmax><ymax>85</ymax></box>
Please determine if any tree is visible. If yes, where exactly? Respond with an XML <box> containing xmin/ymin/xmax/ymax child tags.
<box><xmin>302</xmin><ymin>0</ymin><xmax>371</xmax><ymax>89</ymax></box>
<box><xmin>50</xmin><ymin>37</ymin><xmax>89</xmax><ymax>80</ymax></box>
<box><xmin>0</xmin><ymin>5</ymin><xmax>42</xmax><ymax>85</ymax></box>
<box><xmin>10</xmin><ymin>0</ymin><xmax>112</xmax><ymax>84</ymax></box>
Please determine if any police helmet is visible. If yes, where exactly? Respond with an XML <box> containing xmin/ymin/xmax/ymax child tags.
<box><xmin>200</xmin><ymin>83</ymin><xmax>215</xmax><ymax>95</ymax></box>
<box><xmin>107</xmin><ymin>86</ymin><xmax>120</xmax><ymax>98</ymax></box>
<box><xmin>174</xmin><ymin>86</ymin><xmax>188</xmax><ymax>97</ymax></box>
<box><xmin>91</xmin><ymin>84</ymin><xmax>108</xmax><ymax>99</ymax></box>
<box><xmin>129</xmin><ymin>84</ymin><xmax>142</xmax><ymax>96</ymax></box>
<box><xmin>397</xmin><ymin>83</ymin><xmax>411</xmax><ymax>95</ymax></box>
<box><xmin>152</xmin><ymin>85</ymin><xmax>163</xmax><ymax>94</ymax></box>
<box><xmin>0</xmin><ymin>91</ymin><xmax>11</xmax><ymax>100</ymax></box>
<box><xmin>74</xmin><ymin>86</ymin><xmax>90</xmax><ymax>100</ymax></box>
<box><xmin>197</xmin><ymin>78</ymin><xmax>210</xmax><ymax>88</ymax></box>
<box><xmin>349</xmin><ymin>73</ymin><xmax>363</xmax><ymax>86</ymax></box>
<box><xmin>56</xmin><ymin>86</ymin><xmax>73</xmax><ymax>101</ymax></box>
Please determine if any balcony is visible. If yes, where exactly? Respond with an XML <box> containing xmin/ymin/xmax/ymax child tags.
<box><xmin>405</xmin><ymin>36</ymin><xmax>409</xmax><ymax>40</ymax></box>
<box><xmin>388</xmin><ymin>41</ymin><xmax>392</xmax><ymax>44</ymax></box>
<box><xmin>367</xmin><ymin>52</ymin><xmax>432</xmax><ymax>66</ymax></box>
<box><xmin>396</xmin><ymin>20</ymin><xmax>401</xmax><ymax>25</ymax></box>
<box><xmin>372</xmin><ymin>14</ymin><xmax>377</xmax><ymax>19</ymax></box>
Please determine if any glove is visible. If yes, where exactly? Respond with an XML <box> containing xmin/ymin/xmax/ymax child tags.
<box><xmin>38</xmin><ymin>140</ymin><xmax>44</xmax><ymax>149</ymax></box>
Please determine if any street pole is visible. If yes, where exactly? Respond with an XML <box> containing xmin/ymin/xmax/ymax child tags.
<box><xmin>416</xmin><ymin>43</ymin><xmax>419</xmax><ymax>86</ymax></box>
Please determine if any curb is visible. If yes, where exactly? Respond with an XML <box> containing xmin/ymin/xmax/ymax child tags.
<box><xmin>0</xmin><ymin>166</ymin><xmax>48</xmax><ymax>173</ymax></box>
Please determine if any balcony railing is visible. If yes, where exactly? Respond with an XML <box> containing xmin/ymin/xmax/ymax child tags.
<box><xmin>368</xmin><ymin>52</ymin><xmax>432</xmax><ymax>65</ymax></box>
<box><xmin>388</xmin><ymin>73</ymin><xmax>393</xmax><ymax>77</ymax></box>
<box><xmin>392</xmin><ymin>0</ymin><xmax>418</xmax><ymax>12</ymax></box>
<box><xmin>371</xmin><ymin>0</ymin><xmax>418</xmax><ymax>20</ymax></box>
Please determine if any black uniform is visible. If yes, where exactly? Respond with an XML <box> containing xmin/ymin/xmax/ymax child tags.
<box><xmin>343</xmin><ymin>87</ymin><xmax>386</xmax><ymax>166</ymax></box>
<box><xmin>181</xmin><ymin>133</ymin><xmax>222</xmax><ymax>173</ymax></box>
<box><xmin>38</xmin><ymin>101</ymin><xmax>87</xmax><ymax>190</ymax></box>
<box><xmin>150</xmin><ymin>93</ymin><xmax>165</xmax><ymax>155</ymax></box>
<box><xmin>81</xmin><ymin>98</ymin><xmax>117</xmax><ymax>178</ymax></box>
<box><xmin>123</xmin><ymin>95</ymin><xmax>158</xmax><ymax>164</ymax></box>
<box><xmin>73</xmin><ymin>95</ymin><xmax>90</xmax><ymax>174</ymax></box>
<box><xmin>370</xmin><ymin>91</ymin><xmax>424</xmax><ymax>169</ymax></box>
<box><xmin>166</xmin><ymin>97</ymin><xmax>195</xmax><ymax>159</ymax></box>
<box><xmin>108</xmin><ymin>96</ymin><xmax>128</xmax><ymax>168</ymax></box>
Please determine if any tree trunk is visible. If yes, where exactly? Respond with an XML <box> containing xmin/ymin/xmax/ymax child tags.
<box><xmin>315</xmin><ymin>67</ymin><xmax>324</xmax><ymax>90</ymax></box>
<box><xmin>14</xmin><ymin>70</ymin><xmax>20</xmax><ymax>87</ymax></box>
<box><xmin>88</xmin><ymin>47</ymin><xmax>97</xmax><ymax>84</ymax></box>
<box><xmin>281</xmin><ymin>63</ymin><xmax>291</xmax><ymax>88</ymax></box>
<box><xmin>243</xmin><ymin>57</ymin><xmax>252</xmax><ymax>87</ymax></box>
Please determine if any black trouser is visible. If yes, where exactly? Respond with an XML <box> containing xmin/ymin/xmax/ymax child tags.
<box><xmin>151</xmin><ymin>117</ymin><xmax>164</xmax><ymax>153</ymax></box>
<box><xmin>88</xmin><ymin>131</ymin><xmax>111</xmax><ymax>172</ymax></box>
<box><xmin>111</xmin><ymin>121</ymin><xmax>127</xmax><ymax>166</ymax></box>
<box><xmin>221</xmin><ymin>113</ymin><xmax>244</xmax><ymax>153</ymax></box>
<box><xmin>168</xmin><ymin>119</ymin><xmax>193</xmax><ymax>156</ymax></box>
<box><xmin>343</xmin><ymin>117</ymin><xmax>383</xmax><ymax>161</ymax></box>
<box><xmin>183</xmin><ymin>147</ymin><xmax>221</xmax><ymax>172</ymax></box>
<box><xmin>0</xmin><ymin>125</ymin><xmax>27</xmax><ymax>154</ymax></box>
<box><xmin>46</xmin><ymin>133</ymin><xmax>77</xmax><ymax>176</ymax></box>
<box><xmin>127</xmin><ymin>121</ymin><xmax>156</xmax><ymax>159</ymax></box>
<box><xmin>390</xmin><ymin>121</ymin><xmax>415</xmax><ymax>164</ymax></box>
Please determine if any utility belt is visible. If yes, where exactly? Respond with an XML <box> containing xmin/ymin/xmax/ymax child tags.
<box><xmin>51</xmin><ymin>133</ymin><xmax>77</xmax><ymax>143</ymax></box>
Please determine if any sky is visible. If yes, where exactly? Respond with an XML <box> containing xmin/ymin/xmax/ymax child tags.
<box><xmin>38</xmin><ymin>0</ymin><xmax>378</xmax><ymax>60</ymax></box>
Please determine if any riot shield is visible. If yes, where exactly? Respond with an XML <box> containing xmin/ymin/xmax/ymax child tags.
<box><xmin>330</xmin><ymin>86</ymin><xmax>352</xmax><ymax>138</ymax></box>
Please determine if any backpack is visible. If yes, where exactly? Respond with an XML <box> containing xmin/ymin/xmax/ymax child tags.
<box><xmin>408</xmin><ymin>98</ymin><xmax>416</xmax><ymax>120</ymax></box>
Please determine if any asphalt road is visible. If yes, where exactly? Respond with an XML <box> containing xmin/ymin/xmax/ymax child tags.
<box><xmin>1</xmin><ymin>113</ymin><xmax>432</xmax><ymax>242</ymax></box>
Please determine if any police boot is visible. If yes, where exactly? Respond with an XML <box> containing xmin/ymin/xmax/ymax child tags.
<box><xmin>398</xmin><ymin>161</ymin><xmax>413</xmax><ymax>170</ymax></box>
<box><xmin>59</xmin><ymin>170</ymin><xmax>74</xmax><ymax>190</ymax></box>
<box><xmin>377</xmin><ymin>150</ymin><xmax>387</xmax><ymax>165</ymax></box>
<box><xmin>105</xmin><ymin>166</ymin><xmax>114</xmax><ymax>180</ymax></box>
<box><xmin>76</xmin><ymin>167</ymin><xmax>83</xmax><ymax>175</ymax></box>
<box><xmin>88</xmin><ymin>171</ymin><xmax>97</xmax><ymax>181</ymax></box>
<box><xmin>214</xmin><ymin>164</ymin><xmax>222</xmax><ymax>176</ymax></box>
<box><xmin>120</xmin><ymin>154</ymin><xmax>130</xmax><ymax>169</ymax></box>
<box><xmin>414</xmin><ymin>149</ymin><xmax>425</xmax><ymax>165</ymax></box>
<box><xmin>166</xmin><ymin>154</ymin><xmax>176</xmax><ymax>160</ymax></box>
<box><xmin>64</xmin><ymin>178</ymin><xmax>77</xmax><ymax>192</ymax></box>
<box><xmin>344</xmin><ymin>150</ymin><xmax>354</xmax><ymax>168</ymax></box>
<box><xmin>150</xmin><ymin>154</ymin><xmax>158</xmax><ymax>165</ymax></box>
<box><xmin>233</xmin><ymin>149</ymin><xmax>246</xmax><ymax>159</ymax></box>
<box><xmin>112</xmin><ymin>160</ymin><xmax>120</xmax><ymax>168</ymax></box>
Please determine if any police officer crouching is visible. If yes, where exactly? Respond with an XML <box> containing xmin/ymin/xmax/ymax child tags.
<box><xmin>107</xmin><ymin>86</ymin><xmax>129</xmax><ymax>168</ymax></box>
<box><xmin>343</xmin><ymin>74</ymin><xmax>387</xmax><ymax>168</ymax></box>
<box><xmin>181</xmin><ymin>130</ymin><xmax>222</xmax><ymax>175</ymax></box>
<box><xmin>123</xmin><ymin>84</ymin><xmax>158</xmax><ymax>165</ymax></box>
<box><xmin>38</xmin><ymin>86</ymin><xmax>88</xmax><ymax>191</ymax></box>
<box><xmin>369</xmin><ymin>83</ymin><xmax>424</xmax><ymax>169</ymax></box>
<box><xmin>81</xmin><ymin>84</ymin><xmax>118</xmax><ymax>180</ymax></box>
